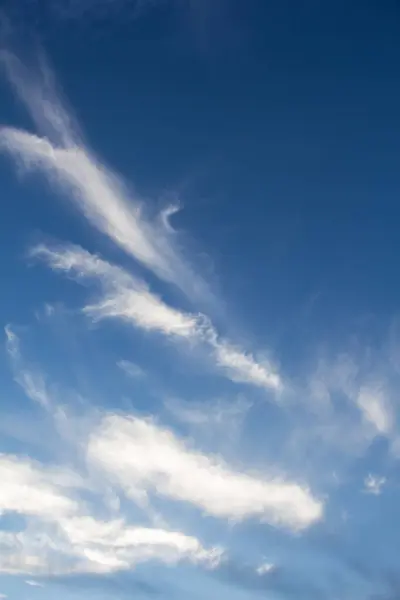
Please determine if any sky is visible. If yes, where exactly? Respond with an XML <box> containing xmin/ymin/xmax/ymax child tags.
<box><xmin>1</xmin><ymin>0</ymin><xmax>400</xmax><ymax>598</ymax></box>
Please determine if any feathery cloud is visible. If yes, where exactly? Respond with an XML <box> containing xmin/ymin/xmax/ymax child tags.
<box><xmin>356</xmin><ymin>386</ymin><xmax>392</xmax><ymax>436</ymax></box>
<box><xmin>87</xmin><ymin>414</ymin><xmax>322</xmax><ymax>530</ymax></box>
<box><xmin>363</xmin><ymin>474</ymin><xmax>386</xmax><ymax>496</ymax></box>
<box><xmin>5</xmin><ymin>325</ymin><xmax>52</xmax><ymax>409</ymax></box>
<box><xmin>256</xmin><ymin>562</ymin><xmax>275</xmax><ymax>576</ymax></box>
<box><xmin>0</xmin><ymin>519</ymin><xmax>221</xmax><ymax>576</ymax></box>
<box><xmin>0</xmin><ymin>450</ymin><xmax>221</xmax><ymax>576</ymax></box>
<box><xmin>0</xmin><ymin>51</ymin><xmax>208</xmax><ymax>302</ymax></box>
<box><xmin>25</xmin><ymin>580</ymin><xmax>44</xmax><ymax>587</ymax></box>
<box><xmin>164</xmin><ymin>395</ymin><xmax>251</xmax><ymax>428</ymax></box>
<box><xmin>117</xmin><ymin>360</ymin><xmax>146</xmax><ymax>379</ymax></box>
<box><xmin>1</xmin><ymin>329</ymin><xmax>223</xmax><ymax>576</ymax></box>
<box><xmin>32</xmin><ymin>243</ymin><xmax>200</xmax><ymax>338</ymax></box>
<box><xmin>0</xmin><ymin>51</ymin><xmax>282</xmax><ymax>395</ymax></box>
<box><xmin>33</xmin><ymin>242</ymin><xmax>282</xmax><ymax>393</ymax></box>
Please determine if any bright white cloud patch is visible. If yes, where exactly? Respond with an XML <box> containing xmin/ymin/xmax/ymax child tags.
<box><xmin>212</xmin><ymin>340</ymin><xmax>281</xmax><ymax>391</ymax></box>
<box><xmin>0</xmin><ymin>48</ymin><xmax>328</xmax><ymax>590</ymax></box>
<box><xmin>0</xmin><ymin>519</ymin><xmax>220</xmax><ymax>576</ymax></box>
<box><xmin>256</xmin><ymin>562</ymin><xmax>275</xmax><ymax>575</ymax></box>
<box><xmin>0</xmin><ymin>51</ymin><xmax>209</xmax><ymax>302</ymax></box>
<box><xmin>87</xmin><ymin>414</ymin><xmax>322</xmax><ymax>530</ymax></box>
<box><xmin>0</xmin><ymin>451</ymin><xmax>221</xmax><ymax>576</ymax></box>
<box><xmin>0</xmin><ymin>454</ymin><xmax>80</xmax><ymax>519</ymax></box>
<box><xmin>33</xmin><ymin>243</ymin><xmax>282</xmax><ymax>393</ymax></box>
<box><xmin>31</xmin><ymin>243</ymin><xmax>201</xmax><ymax>338</ymax></box>
<box><xmin>363</xmin><ymin>474</ymin><xmax>386</xmax><ymax>496</ymax></box>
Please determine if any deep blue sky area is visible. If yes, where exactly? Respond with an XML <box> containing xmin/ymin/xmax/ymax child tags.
<box><xmin>2</xmin><ymin>1</ymin><xmax>400</xmax><ymax>350</ymax></box>
<box><xmin>1</xmin><ymin>2</ymin><xmax>400</xmax><ymax>600</ymax></box>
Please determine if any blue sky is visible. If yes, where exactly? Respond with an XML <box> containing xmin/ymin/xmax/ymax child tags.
<box><xmin>1</xmin><ymin>1</ymin><xmax>400</xmax><ymax>598</ymax></box>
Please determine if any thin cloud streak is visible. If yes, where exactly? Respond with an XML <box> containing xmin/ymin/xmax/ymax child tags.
<box><xmin>5</xmin><ymin>324</ymin><xmax>53</xmax><ymax>409</ymax></box>
<box><xmin>32</xmin><ymin>242</ymin><xmax>282</xmax><ymax>393</ymax></box>
<box><xmin>0</xmin><ymin>51</ymin><xmax>209</xmax><ymax>302</ymax></box>
<box><xmin>25</xmin><ymin>580</ymin><xmax>45</xmax><ymax>587</ymax></box>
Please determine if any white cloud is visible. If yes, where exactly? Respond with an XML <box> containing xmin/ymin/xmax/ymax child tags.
<box><xmin>58</xmin><ymin>516</ymin><xmax>223</xmax><ymax>572</ymax></box>
<box><xmin>303</xmin><ymin>355</ymin><xmax>396</xmax><ymax>462</ymax></box>
<box><xmin>118</xmin><ymin>360</ymin><xmax>146</xmax><ymax>379</ymax></box>
<box><xmin>363</xmin><ymin>474</ymin><xmax>386</xmax><ymax>496</ymax></box>
<box><xmin>4</xmin><ymin>327</ymin><xmax>75</xmax><ymax>446</ymax></box>
<box><xmin>0</xmin><ymin>452</ymin><xmax>221</xmax><ymax>576</ymax></box>
<box><xmin>1</xmin><ymin>50</ymin><xmax>282</xmax><ymax>394</ymax></box>
<box><xmin>0</xmin><ymin>594</ymin><xmax>7</xmax><ymax>598</ymax></box>
<box><xmin>356</xmin><ymin>386</ymin><xmax>392</xmax><ymax>435</ymax></box>
<box><xmin>32</xmin><ymin>243</ymin><xmax>199</xmax><ymax>339</ymax></box>
<box><xmin>0</xmin><ymin>454</ymin><xmax>80</xmax><ymax>519</ymax></box>
<box><xmin>25</xmin><ymin>580</ymin><xmax>44</xmax><ymax>587</ymax></box>
<box><xmin>5</xmin><ymin>325</ymin><xmax>52</xmax><ymax>409</ymax></box>
<box><xmin>256</xmin><ymin>562</ymin><xmax>275</xmax><ymax>575</ymax></box>
<box><xmin>0</xmin><ymin>52</ymin><xmax>208</xmax><ymax>302</ymax></box>
<box><xmin>0</xmin><ymin>331</ymin><xmax>222</xmax><ymax>577</ymax></box>
<box><xmin>87</xmin><ymin>414</ymin><xmax>322</xmax><ymax>530</ymax></box>
<box><xmin>212</xmin><ymin>340</ymin><xmax>281</xmax><ymax>391</ymax></box>
<box><xmin>0</xmin><ymin>518</ymin><xmax>220</xmax><ymax>576</ymax></box>
<box><xmin>33</xmin><ymin>243</ymin><xmax>282</xmax><ymax>393</ymax></box>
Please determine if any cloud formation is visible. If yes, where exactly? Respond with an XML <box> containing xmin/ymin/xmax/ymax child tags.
<box><xmin>25</xmin><ymin>580</ymin><xmax>44</xmax><ymax>587</ymax></box>
<box><xmin>164</xmin><ymin>395</ymin><xmax>251</xmax><ymax>428</ymax></box>
<box><xmin>5</xmin><ymin>325</ymin><xmax>52</xmax><ymax>410</ymax></box>
<box><xmin>0</xmin><ymin>51</ymin><xmax>208</xmax><ymax>302</ymax></box>
<box><xmin>363</xmin><ymin>474</ymin><xmax>386</xmax><ymax>496</ymax></box>
<box><xmin>0</xmin><ymin>449</ymin><xmax>221</xmax><ymax>576</ymax></box>
<box><xmin>32</xmin><ymin>242</ymin><xmax>282</xmax><ymax>392</ymax></box>
<box><xmin>0</xmin><ymin>329</ymin><xmax>223</xmax><ymax>577</ymax></box>
<box><xmin>87</xmin><ymin>414</ymin><xmax>322</xmax><ymax>530</ymax></box>
<box><xmin>256</xmin><ymin>562</ymin><xmax>275</xmax><ymax>575</ymax></box>
<box><xmin>0</xmin><ymin>453</ymin><xmax>80</xmax><ymax>519</ymax></box>
<box><xmin>356</xmin><ymin>386</ymin><xmax>392</xmax><ymax>436</ymax></box>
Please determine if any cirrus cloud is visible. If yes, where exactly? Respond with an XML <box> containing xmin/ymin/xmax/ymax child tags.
<box><xmin>87</xmin><ymin>413</ymin><xmax>322</xmax><ymax>530</ymax></box>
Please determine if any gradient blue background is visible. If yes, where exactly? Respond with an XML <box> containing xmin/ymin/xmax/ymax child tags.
<box><xmin>1</xmin><ymin>1</ymin><xmax>400</xmax><ymax>599</ymax></box>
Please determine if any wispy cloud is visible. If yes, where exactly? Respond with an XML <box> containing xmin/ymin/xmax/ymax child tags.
<box><xmin>87</xmin><ymin>414</ymin><xmax>322</xmax><ymax>530</ymax></box>
<box><xmin>117</xmin><ymin>360</ymin><xmax>146</xmax><ymax>379</ymax></box>
<box><xmin>356</xmin><ymin>386</ymin><xmax>392</xmax><ymax>436</ymax></box>
<box><xmin>0</xmin><ymin>516</ymin><xmax>221</xmax><ymax>576</ymax></box>
<box><xmin>0</xmin><ymin>51</ymin><xmax>209</xmax><ymax>303</ymax></box>
<box><xmin>164</xmin><ymin>395</ymin><xmax>251</xmax><ymax>428</ymax></box>
<box><xmin>363</xmin><ymin>474</ymin><xmax>386</xmax><ymax>496</ymax></box>
<box><xmin>25</xmin><ymin>580</ymin><xmax>44</xmax><ymax>587</ymax></box>
<box><xmin>304</xmin><ymin>353</ymin><xmax>396</xmax><ymax>455</ymax></box>
<box><xmin>1</xmin><ymin>329</ymin><xmax>224</xmax><ymax>577</ymax></box>
<box><xmin>5</xmin><ymin>325</ymin><xmax>52</xmax><ymax>409</ymax></box>
<box><xmin>0</xmin><ymin>447</ymin><xmax>221</xmax><ymax>575</ymax></box>
<box><xmin>212</xmin><ymin>340</ymin><xmax>281</xmax><ymax>390</ymax></box>
<box><xmin>256</xmin><ymin>562</ymin><xmax>275</xmax><ymax>576</ymax></box>
<box><xmin>31</xmin><ymin>243</ymin><xmax>201</xmax><ymax>338</ymax></box>
<box><xmin>32</xmin><ymin>242</ymin><xmax>282</xmax><ymax>393</ymax></box>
